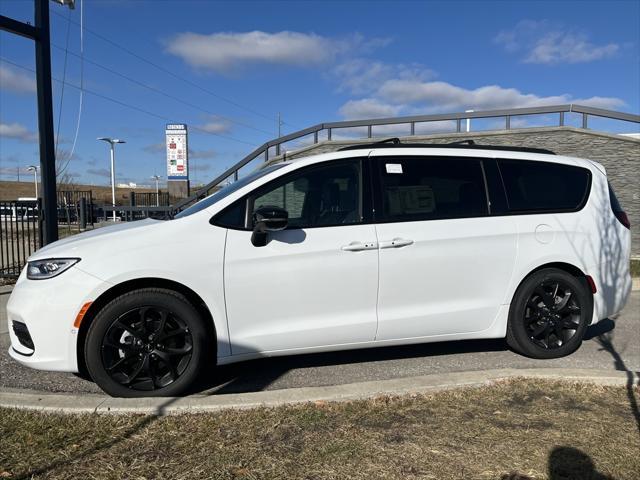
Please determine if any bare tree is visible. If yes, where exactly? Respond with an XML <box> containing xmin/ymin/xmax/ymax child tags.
<box><xmin>56</xmin><ymin>149</ymin><xmax>76</xmax><ymax>190</ymax></box>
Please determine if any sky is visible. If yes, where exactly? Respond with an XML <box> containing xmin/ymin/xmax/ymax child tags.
<box><xmin>1</xmin><ymin>0</ymin><xmax>639</xmax><ymax>188</ymax></box>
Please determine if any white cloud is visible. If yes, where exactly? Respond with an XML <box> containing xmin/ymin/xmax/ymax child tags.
<box><xmin>87</xmin><ymin>167</ymin><xmax>111</xmax><ymax>178</ymax></box>
<box><xmin>165</xmin><ymin>31</ymin><xmax>390</xmax><ymax>72</ymax></box>
<box><xmin>143</xmin><ymin>142</ymin><xmax>165</xmax><ymax>154</ymax></box>
<box><xmin>337</xmin><ymin>69</ymin><xmax>625</xmax><ymax>120</ymax></box>
<box><xmin>332</xmin><ymin>59</ymin><xmax>435</xmax><ymax>95</ymax></box>
<box><xmin>495</xmin><ymin>20</ymin><xmax>619</xmax><ymax>65</ymax></box>
<box><xmin>189</xmin><ymin>148</ymin><xmax>216</xmax><ymax>160</ymax></box>
<box><xmin>0</xmin><ymin>65</ymin><xmax>36</xmax><ymax>94</ymax></box>
<box><xmin>339</xmin><ymin>98</ymin><xmax>402</xmax><ymax>119</ymax></box>
<box><xmin>525</xmin><ymin>32</ymin><xmax>619</xmax><ymax>64</ymax></box>
<box><xmin>376</xmin><ymin>80</ymin><xmax>625</xmax><ymax>112</ymax></box>
<box><xmin>198</xmin><ymin>117</ymin><xmax>232</xmax><ymax>134</ymax></box>
<box><xmin>0</xmin><ymin>122</ymin><xmax>38</xmax><ymax>142</ymax></box>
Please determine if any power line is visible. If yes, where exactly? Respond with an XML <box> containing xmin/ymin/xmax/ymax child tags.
<box><xmin>54</xmin><ymin>8</ymin><xmax>72</xmax><ymax>158</ymax></box>
<box><xmin>0</xmin><ymin>57</ymin><xmax>257</xmax><ymax>147</ymax></box>
<box><xmin>50</xmin><ymin>43</ymin><xmax>275</xmax><ymax>136</ymax></box>
<box><xmin>50</xmin><ymin>9</ymin><xmax>300</xmax><ymax>129</ymax></box>
<box><xmin>67</xmin><ymin>0</ymin><xmax>84</xmax><ymax>166</ymax></box>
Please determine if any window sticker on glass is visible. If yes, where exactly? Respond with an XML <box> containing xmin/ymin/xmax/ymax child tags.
<box><xmin>387</xmin><ymin>186</ymin><xmax>436</xmax><ymax>215</ymax></box>
<box><xmin>385</xmin><ymin>163</ymin><xmax>403</xmax><ymax>174</ymax></box>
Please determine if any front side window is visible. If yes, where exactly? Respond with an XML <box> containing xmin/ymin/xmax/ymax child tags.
<box><xmin>250</xmin><ymin>160</ymin><xmax>363</xmax><ymax>229</ymax></box>
<box><xmin>498</xmin><ymin>159</ymin><xmax>591</xmax><ymax>212</ymax></box>
<box><xmin>376</xmin><ymin>156</ymin><xmax>488</xmax><ymax>222</ymax></box>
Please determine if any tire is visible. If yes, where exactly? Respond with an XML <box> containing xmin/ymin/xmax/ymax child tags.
<box><xmin>506</xmin><ymin>268</ymin><xmax>592</xmax><ymax>359</ymax></box>
<box><xmin>85</xmin><ymin>288</ymin><xmax>209</xmax><ymax>397</ymax></box>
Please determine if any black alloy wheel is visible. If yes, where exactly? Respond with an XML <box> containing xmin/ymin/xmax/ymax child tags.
<box><xmin>523</xmin><ymin>280</ymin><xmax>582</xmax><ymax>349</ymax></box>
<box><xmin>101</xmin><ymin>306</ymin><xmax>193</xmax><ymax>390</ymax></box>
<box><xmin>507</xmin><ymin>268</ymin><xmax>591</xmax><ymax>359</ymax></box>
<box><xmin>85</xmin><ymin>288</ymin><xmax>208</xmax><ymax>397</ymax></box>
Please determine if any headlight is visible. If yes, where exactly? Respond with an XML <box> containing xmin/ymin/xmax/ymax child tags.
<box><xmin>27</xmin><ymin>258</ymin><xmax>80</xmax><ymax>280</ymax></box>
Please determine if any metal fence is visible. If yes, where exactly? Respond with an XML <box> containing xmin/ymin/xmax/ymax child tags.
<box><xmin>173</xmin><ymin>103</ymin><xmax>640</xmax><ymax>213</ymax></box>
<box><xmin>57</xmin><ymin>190</ymin><xmax>95</xmax><ymax>227</ymax></box>
<box><xmin>131</xmin><ymin>191</ymin><xmax>170</xmax><ymax>207</ymax></box>
<box><xmin>102</xmin><ymin>205</ymin><xmax>173</xmax><ymax>221</ymax></box>
<box><xmin>0</xmin><ymin>199</ymin><xmax>42</xmax><ymax>278</ymax></box>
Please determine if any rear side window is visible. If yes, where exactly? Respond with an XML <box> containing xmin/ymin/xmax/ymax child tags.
<box><xmin>376</xmin><ymin>156</ymin><xmax>488</xmax><ymax>222</ymax></box>
<box><xmin>498</xmin><ymin>160</ymin><xmax>591</xmax><ymax>213</ymax></box>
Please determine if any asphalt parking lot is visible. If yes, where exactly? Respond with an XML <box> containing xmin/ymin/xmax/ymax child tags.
<box><xmin>1</xmin><ymin>287</ymin><xmax>638</xmax><ymax>396</ymax></box>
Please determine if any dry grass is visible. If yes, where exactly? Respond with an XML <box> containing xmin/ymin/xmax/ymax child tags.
<box><xmin>631</xmin><ymin>259</ymin><xmax>640</xmax><ymax>278</ymax></box>
<box><xmin>0</xmin><ymin>379</ymin><xmax>638</xmax><ymax>479</ymax></box>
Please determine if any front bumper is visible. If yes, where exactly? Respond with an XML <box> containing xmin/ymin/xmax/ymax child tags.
<box><xmin>7</xmin><ymin>265</ymin><xmax>108</xmax><ymax>372</ymax></box>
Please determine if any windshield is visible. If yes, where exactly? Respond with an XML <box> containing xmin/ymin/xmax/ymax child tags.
<box><xmin>174</xmin><ymin>163</ymin><xmax>286</xmax><ymax>219</ymax></box>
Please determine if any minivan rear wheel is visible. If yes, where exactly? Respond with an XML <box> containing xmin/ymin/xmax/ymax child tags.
<box><xmin>506</xmin><ymin>268</ymin><xmax>592</xmax><ymax>359</ymax></box>
<box><xmin>85</xmin><ymin>288</ymin><xmax>208</xmax><ymax>397</ymax></box>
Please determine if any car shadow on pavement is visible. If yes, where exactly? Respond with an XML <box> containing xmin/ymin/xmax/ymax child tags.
<box><xmin>190</xmin><ymin>317</ymin><xmax>621</xmax><ymax>396</ymax></box>
<box><xmin>193</xmin><ymin>337</ymin><xmax>509</xmax><ymax>395</ymax></box>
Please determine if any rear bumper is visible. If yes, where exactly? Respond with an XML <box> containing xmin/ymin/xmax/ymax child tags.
<box><xmin>589</xmin><ymin>267</ymin><xmax>632</xmax><ymax>324</ymax></box>
<box><xmin>6</xmin><ymin>266</ymin><xmax>108</xmax><ymax>372</ymax></box>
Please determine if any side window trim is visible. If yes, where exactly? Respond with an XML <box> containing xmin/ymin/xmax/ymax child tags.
<box><xmin>481</xmin><ymin>158</ymin><xmax>509</xmax><ymax>216</ymax></box>
<box><xmin>212</xmin><ymin>157</ymin><xmax>370</xmax><ymax>231</ymax></box>
<box><xmin>371</xmin><ymin>155</ymin><xmax>491</xmax><ymax>224</ymax></box>
<box><xmin>496</xmin><ymin>158</ymin><xmax>592</xmax><ymax>215</ymax></box>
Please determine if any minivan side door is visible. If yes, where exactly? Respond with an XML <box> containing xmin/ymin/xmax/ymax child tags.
<box><xmin>372</xmin><ymin>154</ymin><xmax>517</xmax><ymax>340</ymax></box>
<box><xmin>219</xmin><ymin>158</ymin><xmax>379</xmax><ymax>355</ymax></box>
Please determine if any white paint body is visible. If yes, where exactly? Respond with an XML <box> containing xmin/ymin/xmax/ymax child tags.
<box><xmin>6</xmin><ymin>148</ymin><xmax>632</xmax><ymax>372</ymax></box>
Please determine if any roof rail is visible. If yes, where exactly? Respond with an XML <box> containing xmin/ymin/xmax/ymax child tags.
<box><xmin>338</xmin><ymin>139</ymin><xmax>555</xmax><ymax>155</ymax></box>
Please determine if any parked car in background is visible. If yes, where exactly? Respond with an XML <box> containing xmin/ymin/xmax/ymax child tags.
<box><xmin>6</xmin><ymin>140</ymin><xmax>632</xmax><ymax>397</ymax></box>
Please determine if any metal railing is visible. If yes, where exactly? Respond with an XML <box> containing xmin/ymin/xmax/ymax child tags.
<box><xmin>173</xmin><ymin>104</ymin><xmax>640</xmax><ymax>213</ymax></box>
<box><xmin>0</xmin><ymin>199</ymin><xmax>42</xmax><ymax>278</ymax></box>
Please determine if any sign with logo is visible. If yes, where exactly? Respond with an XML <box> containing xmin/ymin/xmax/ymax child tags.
<box><xmin>166</xmin><ymin>124</ymin><xmax>188</xmax><ymax>179</ymax></box>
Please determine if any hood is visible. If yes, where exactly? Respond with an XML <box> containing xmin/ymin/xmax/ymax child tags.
<box><xmin>30</xmin><ymin>219</ymin><xmax>164</xmax><ymax>260</ymax></box>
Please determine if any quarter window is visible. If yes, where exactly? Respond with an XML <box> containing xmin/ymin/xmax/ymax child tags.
<box><xmin>498</xmin><ymin>159</ymin><xmax>591</xmax><ymax>212</ymax></box>
<box><xmin>250</xmin><ymin>160</ymin><xmax>363</xmax><ymax>229</ymax></box>
<box><xmin>377</xmin><ymin>157</ymin><xmax>488</xmax><ymax>222</ymax></box>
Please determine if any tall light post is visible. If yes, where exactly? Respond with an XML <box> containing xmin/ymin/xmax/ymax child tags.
<box><xmin>465</xmin><ymin>109</ymin><xmax>474</xmax><ymax>133</ymax></box>
<box><xmin>27</xmin><ymin>165</ymin><xmax>38</xmax><ymax>198</ymax></box>
<box><xmin>97</xmin><ymin>137</ymin><xmax>125</xmax><ymax>222</ymax></box>
<box><xmin>151</xmin><ymin>175</ymin><xmax>162</xmax><ymax>206</ymax></box>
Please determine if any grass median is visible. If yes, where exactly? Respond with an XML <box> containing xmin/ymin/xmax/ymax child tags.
<box><xmin>1</xmin><ymin>378</ymin><xmax>638</xmax><ymax>479</ymax></box>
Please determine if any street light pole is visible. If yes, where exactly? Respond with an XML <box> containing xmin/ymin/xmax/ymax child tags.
<box><xmin>27</xmin><ymin>165</ymin><xmax>38</xmax><ymax>198</ymax></box>
<box><xmin>151</xmin><ymin>175</ymin><xmax>161</xmax><ymax>206</ymax></box>
<box><xmin>465</xmin><ymin>109</ymin><xmax>474</xmax><ymax>133</ymax></box>
<box><xmin>97</xmin><ymin>137</ymin><xmax>125</xmax><ymax>222</ymax></box>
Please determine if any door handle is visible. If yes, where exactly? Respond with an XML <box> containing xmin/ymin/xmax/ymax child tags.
<box><xmin>379</xmin><ymin>237</ymin><xmax>414</xmax><ymax>249</ymax></box>
<box><xmin>341</xmin><ymin>241</ymin><xmax>378</xmax><ymax>252</ymax></box>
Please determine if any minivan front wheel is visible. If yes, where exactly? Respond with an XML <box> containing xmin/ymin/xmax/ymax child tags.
<box><xmin>85</xmin><ymin>288</ymin><xmax>208</xmax><ymax>397</ymax></box>
<box><xmin>507</xmin><ymin>268</ymin><xmax>592</xmax><ymax>359</ymax></box>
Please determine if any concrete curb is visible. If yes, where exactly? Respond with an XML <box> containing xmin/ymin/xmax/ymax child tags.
<box><xmin>0</xmin><ymin>368</ymin><xmax>637</xmax><ymax>415</ymax></box>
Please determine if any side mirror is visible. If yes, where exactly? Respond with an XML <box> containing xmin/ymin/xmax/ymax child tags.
<box><xmin>251</xmin><ymin>206</ymin><xmax>288</xmax><ymax>247</ymax></box>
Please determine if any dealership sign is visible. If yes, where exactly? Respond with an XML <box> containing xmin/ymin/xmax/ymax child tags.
<box><xmin>166</xmin><ymin>124</ymin><xmax>188</xmax><ymax>179</ymax></box>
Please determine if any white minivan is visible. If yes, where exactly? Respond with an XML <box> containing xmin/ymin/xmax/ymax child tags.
<box><xmin>7</xmin><ymin>141</ymin><xmax>632</xmax><ymax>397</ymax></box>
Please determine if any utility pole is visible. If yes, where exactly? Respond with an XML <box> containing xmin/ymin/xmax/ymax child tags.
<box><xmin>278</xmin><ymin>112</ymin><xmax>284</xmax><ymax>138</ymax></box>
<box><xmin>0</xmin><ymin>0</ymin><xmax>72</xmax><ymax>244</ymax></box>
